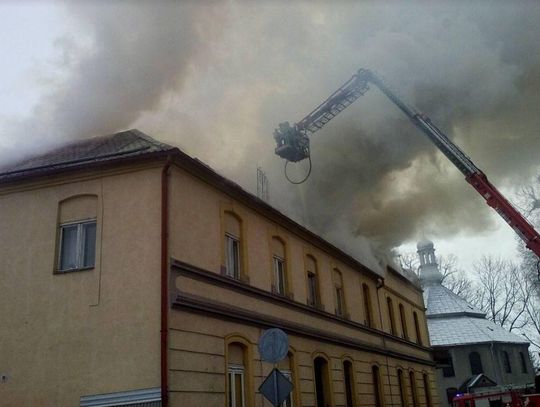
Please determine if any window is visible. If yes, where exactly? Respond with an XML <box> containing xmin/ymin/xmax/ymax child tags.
<box><xmin>399</xmin><ymin>303</ymin><xmax>408</xmax><ymax>340</ymax></box>
<box><xmin>397</xmin><ymin>369</ymin><xmax>407</xmax><ymax>407</ymax></box>
<box><xmin>306</xmin><ymin>256</ymin><xmax>319</xmax><ymax>307</ymax></box>
<box><xmin>372</xmin><ymin>365</ymin><xmax>384</xmax><ymax>407</ymax></box>
<box><xmin>502</xmin><ymin>351</ymin><xmax>512</xmax><ymax>373</ymax></box>
<box><xmin>227</xmin><ymin>342</ymin><xmax>248</xmax><ymax>407</ymax></box>
<box><xmin>58</xmin><ymin>220</ymin><xmax>97</xmax><ymax>271</ymax></box>
<box><xmin>277</xmin><ymin>352</ymin><xmax>297</xmax><ymax>407</ymax></box>
<box><xmin>226</xmin><ymin>234</ymin><xmax>241</xmax><ymax>279</ymax></box>
<box><xmin>409</xmin><ymin>371</ymin><xmax>418</xmax><ymax>406</ymax></box>
<box><xmin>423</xmin><ymin>373</ymin><xmax>432</xmax><ymax>407</ymax></box>
<box><xmin>362</xmin><ymin>283</ymin><xmax>374</xmax><ymax>327</ymax></box>
<box><xmin>469</xmin><ymin>352</ymin><xmax>483</xmax><ymax>375</ymax></box>
<box><xmin>442</xmin><ymin>355</ymin><xmax>455</xmax><ymax>377</ymax></box>
<box><xmin>228</xmin><ymin>364</ymin><xmax>245</xmax><ymax>407</ymax></box>
<box><xmin>519</xmin><ymin>352</ymin><xmax>528</xmax><ymax>373</ymax></box>
<box><xmin>387</xmin><ymin>297</ymin><xmax>396</xmax><ymax>335</ymax></box>
<box><xmin>343</xmin><ymin>360</ymin><xmax>356</xmax><ymax>407</ymax></box>
<box><xmin>413</xmin><ymin>312</ymin><xmax>423</xmax><ymax>345</ymax></box>
<box><xmin>280</xmin><ymin>369</ymin><xmax>294</xmax><ymax>407</ymax></box>
<box><xmin>333</xmin><ymin>269</ymin><xmax>346</xmax><ymax>317</ymax></box>
<box><xmin>272</xmin><ymin>237</ymin><xmax>287</xmax><ymax>296</ymax></box>
<box><xmin>224</xmin><ymin>211</ymin><xmax>243</xmax><ymax>280</ymax></box>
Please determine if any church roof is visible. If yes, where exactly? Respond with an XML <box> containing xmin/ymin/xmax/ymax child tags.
<box><xmin>423</xmin><ymin>284</ymin><xmax>485</xmax><ymax>318</ymax></box>
<box><xmin>428</xmin><ymin>315</ymin><xmax>529</xmax><ymax>347</ymax></box>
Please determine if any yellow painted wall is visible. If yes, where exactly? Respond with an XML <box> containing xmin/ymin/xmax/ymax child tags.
<box><xmin>0</xmin><ymin>166</ymin><xmax>163</xmax><ymax>406</ymax></box>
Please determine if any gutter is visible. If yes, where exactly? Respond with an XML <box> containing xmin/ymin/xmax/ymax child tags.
<box><xmin>161</xmin><ymin>155</ymin><xmax>172</xmax><ymax>406</ymax></box>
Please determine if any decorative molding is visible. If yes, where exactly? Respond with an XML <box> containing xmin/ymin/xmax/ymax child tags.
<box><xmin>170</xmin><ymin>259</ymin><xmax>433</xmax><ymax>353</ymax></box>
<box><xmin>172</xmin><ymin>291</ymin><xmax>435</xmax><ymax>367</ymax></box>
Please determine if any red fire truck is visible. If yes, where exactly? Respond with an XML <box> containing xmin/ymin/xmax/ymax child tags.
<box><xmin>453</xmin><ymin>390</ymin><xmax>540</xmax><ymax>407</ymax></box>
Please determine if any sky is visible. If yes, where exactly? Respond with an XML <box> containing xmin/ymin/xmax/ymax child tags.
<box><xmin>1</xmin><ymin>1</ymin><xmax>539</xmax><ymax>274</ymax></box>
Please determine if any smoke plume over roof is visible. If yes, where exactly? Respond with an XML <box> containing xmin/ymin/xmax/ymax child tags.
<box><xmin>1</xmin><ymin>1</ymin><xmax>540</xmax><ymax>265</ymax></box>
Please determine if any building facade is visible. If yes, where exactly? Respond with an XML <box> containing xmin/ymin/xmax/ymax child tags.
<box><xmin>417</xmin><ymin>240</ymin><xmax>535</xmax><ymax>406</ymax></box>
<box><xmin>1</xmin><ymin>130</ymin><xmax>439</xmax><ymax>406</ymax></box>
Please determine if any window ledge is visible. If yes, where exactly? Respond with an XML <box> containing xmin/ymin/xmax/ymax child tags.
<box><xmin>54</xmin><ymin>266</ymin><xmax>94</xmax><ymax>274</ymax></box>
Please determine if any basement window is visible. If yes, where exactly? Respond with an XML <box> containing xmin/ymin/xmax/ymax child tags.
<box><xmin>58</xmin><ymin>220</ymin><xmax>97</xmax><ymax>272</ymax></box>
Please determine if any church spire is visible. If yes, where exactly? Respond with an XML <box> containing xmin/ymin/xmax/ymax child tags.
<box><xmin>417</xmin><ymin>239</ymin><xmax>444</xmax><ymax>285</ymax></box>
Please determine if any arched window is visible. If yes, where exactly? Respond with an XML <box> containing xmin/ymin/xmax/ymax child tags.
<box><xmin>502</xmin><ymin>351</ymin><xmax>512</xmax><ymax>373</ymax></box>
<box><xmin>423</xmin><ymin>373</ymin><xmax>432</xmax><ymax>407</ymax></box>
<box><xmin>57</xmin><ymin>195</ymin><xmax>98</xmax><ymax>273</ymax></box>
<box><xmin>227</xmin><ymin>342</ymin><xmax>248</xmax><ymax>407</ymax></box>
<box><xmin>271</xmin><ymin>237</ymin><xmax>287</xmax><ymax>296</ymax></box>
<box><xmin>362</xmin><ymin>283</ymin><xmax>374</xmax><ymax>328</ymax></box>
<box><xmin>306</xmin><ymin>255</ymin><xmax>320</xmax><ymax>308</ymax></box>
<box><xmin>224</xmin><ymin>211</ymin><xmax>242</xmax><ymax>280</ymax></box>
<box><xmin>469</xmin><ymin>352</ymin><xmax>483</xmax><ymax>375</ymax></box>
<box><xmin>409</xmin><ymin>371</ymin><xmax>418</xmax><ymax>406</ymax></box>
<box><xmin>399</xmin><ymin>303</ymin><xmax>408</xmax><ymax>340</ymax></box>
<box><xmin>343</xmin><ymin>360</ymin><xmax>356</xmax><ymax>407</ymax></box>
<box><xmin>519</xmin><ymin>352</ymin><xmax>528</xmax><ymax>373</ymax></box>
<box><xmin>333</xmin><ymin>269</ymin><xmax>346</xmax><ymax>317</ymax></box>
<box><xmin>314</xmin><ymin>356</ymin><xmax>332</xmax><ymax>407</ymax></box>
<box><xmin>397</xmin><ymin>369</ymin><xmax>407</xmax><ymax>407</ymax></box>
<box><xmin>387</xmin><ymin>297</ymin><xmax>396</xmax><ymax>335</ymax></box>
<box><xmin>413</xmin><ymin>311</ymin><xmax>422</xmax><ymax>345</ymax></box>
<box><xmin>372</xmin><ymin>365</ymin><xmax>384</xmax><ymax>407</ymax></box>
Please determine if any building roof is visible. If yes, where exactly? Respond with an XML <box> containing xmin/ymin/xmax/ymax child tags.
<box><xmin>0</xmin><ymin>129</ymin><xmax>176</xmax><ymax>182</ymax></box>
<box><xmin>419</xmin><ymin>241</ymin><xmax>529</xmax><ymax>348</ymax></box>
<box><xmin>428</xmin><ymin>315</ymin><xmax>529</xmax><ymax>347</ymax></box>
<box><xmin>424</xmin><ymin>284</ymin><xmax>485</xmax><ymax>318</ymax></box>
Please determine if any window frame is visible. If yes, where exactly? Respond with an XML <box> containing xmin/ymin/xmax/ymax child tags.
<box><xmin>273</xmin><ymin>255</ymin><xmax>286</xmax><ymax>296</ymax></box>
<box><xmin>362</xmin><ymin>283</ymin><xmax>374</xmax><ymax>328</ymax></box>
<box><xmin>57</xmin><ymin>218</ymin><xmax>97</xmax><ymax>273</ymax></box>
<box><xmin>225</xmin><ymin>232</ymin><xmax>241</xmax><ymax>279</ymax></box>
<box><xmin>469</xmin><ymin>352</ymin><xmax>483</xmax><ymax>375</ymax></box>
<box><xmin>399</xmin><ymin>303</ymin><xmax>409</xmax><ymax>340</ymax></box>
<box><xmin>307</xmin><ymin>271</ymin><xmax>318</xmax><ymax>307</ymax></box>
<box><xmin>228</xmin><ymin>363</ymin><xmax>246</xmax><ymax>407</ymax></box>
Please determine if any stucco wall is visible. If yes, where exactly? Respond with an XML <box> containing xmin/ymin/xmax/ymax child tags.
<box><xmin>0</xmin><ymin>166</ymin><xmax>163</xmax><ymax>406</ymax></box>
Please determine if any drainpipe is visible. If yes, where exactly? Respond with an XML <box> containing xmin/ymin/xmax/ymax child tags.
<box><xmin>161</xmin><ymin>155</ymin><xmax>172</xmax><ymax>407</ymax></box>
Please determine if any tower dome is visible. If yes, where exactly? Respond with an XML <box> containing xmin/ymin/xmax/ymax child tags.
<box><xmin>417</xmin><ymin>238</ymin><xmax>434</xmax><ymax>250</ymax></box>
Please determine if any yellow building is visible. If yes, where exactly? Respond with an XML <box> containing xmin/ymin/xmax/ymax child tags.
<box><xmin>0</xmin><ymin>130</ymin><xmax>438</xmax><ymax>407</ymax></box>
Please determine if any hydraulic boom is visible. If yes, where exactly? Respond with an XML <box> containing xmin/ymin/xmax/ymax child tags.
<box><xmin>273</xmin><ymin>68</ymin><xmax>540</xmax><ymax>259</ymax></box>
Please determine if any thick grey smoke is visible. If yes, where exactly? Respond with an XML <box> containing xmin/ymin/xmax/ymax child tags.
<box><xmin>2</xmin><ymin>1</ymin><xmax>540</xmax><ymax>266</ymax></box>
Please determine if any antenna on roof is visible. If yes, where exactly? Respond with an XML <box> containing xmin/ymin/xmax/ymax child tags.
<box><xmin>257</xmin><ymin>167</ymin><xmax>269</xmax><ymax>202</ymax></box>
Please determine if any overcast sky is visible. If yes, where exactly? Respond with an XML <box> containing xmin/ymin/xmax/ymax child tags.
<box><xmin>1</xmin><ymin>1</ymin><xmax>539</xmax><ymax>273</ymax></box>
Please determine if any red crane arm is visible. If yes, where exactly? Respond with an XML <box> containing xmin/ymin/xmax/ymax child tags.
<box><xmin>274</xmin><ymin>69</ymin><xmax>540</xmax><ymax>259</ymax></box>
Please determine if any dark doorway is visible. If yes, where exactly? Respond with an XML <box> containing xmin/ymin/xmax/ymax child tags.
<box><xmin>343</xmin><ymin>360</ymin><xmax>355</xmax><ymax>407</ymax></box>
<box><xmin>314</xmin><ymin>357</ymin><xmax>330</xmax><ymax>407</ymax></box>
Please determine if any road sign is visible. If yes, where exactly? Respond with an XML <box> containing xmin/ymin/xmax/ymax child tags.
<box><xmin>259</xmin><ymin>368</ymin><xmax>293</xmax><ymax>407</ymax></box>
<box><xmin>258</xmin><ymin>328</ymin><xmax>288</xmax><ymax>364</ymax></box>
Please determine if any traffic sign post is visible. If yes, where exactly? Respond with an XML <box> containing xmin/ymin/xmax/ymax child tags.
<box><xmin>257</xmin><ymin>328</ymin><xmax>293</xmax><ymax>406</ymax></box>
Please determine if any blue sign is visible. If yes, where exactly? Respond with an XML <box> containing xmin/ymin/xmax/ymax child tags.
<box><xmin>258</xmin><ymin>328</ymin><xmax>288</xmax><ymax>364</ymax></box>
<box><xmin>259</xmin><ymin>368</ymin><xmax>293</xmax><ymax>407</ymax></box>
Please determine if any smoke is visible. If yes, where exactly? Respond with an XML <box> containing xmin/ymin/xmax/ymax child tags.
<box><xmin>2</xmin><ymin>1</ymin><xmax>540</xmax><ymax>267</ymax></box>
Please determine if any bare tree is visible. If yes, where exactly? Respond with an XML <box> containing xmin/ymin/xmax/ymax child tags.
<box><xmin>472</xmin><ymin>255</ymin><xmax>531</xmax><ymax>332</ymax></box>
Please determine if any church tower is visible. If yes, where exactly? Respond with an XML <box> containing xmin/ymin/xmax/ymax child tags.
<box><xmin>417</xmin><ymin>239</ymin><xmax>444</xmax><ymax>285</ymax></box>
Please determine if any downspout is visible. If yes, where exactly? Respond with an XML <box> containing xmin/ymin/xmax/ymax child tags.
<box><xmin>161</xmin><ymin>155</ymin><xmax>172</xmax><ymax>407</ymax></box>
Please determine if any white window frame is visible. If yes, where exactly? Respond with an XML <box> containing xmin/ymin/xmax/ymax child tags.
<box><xmin>225</xmin><ymin>233</ymin><xmax>241</xmax><ymax>279</ymax></box>
<box><xmin>280</xmin><ymin>370</ymin><xmax>294</xmax><ymax>407</ymax></box>
<box><xmin>228</xmin><ymin>364</ymin><xmax>245</xmax><ymax>407</ymax></box>
<box><xmin>58</xmin><ymin>218</ymin><xmax>97</xmax><ymax>272</ymax></box>
<box><xmin>273</xmin><ymin>255</ymin><xmax>286</xmax><ymax>295</ymax></box>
